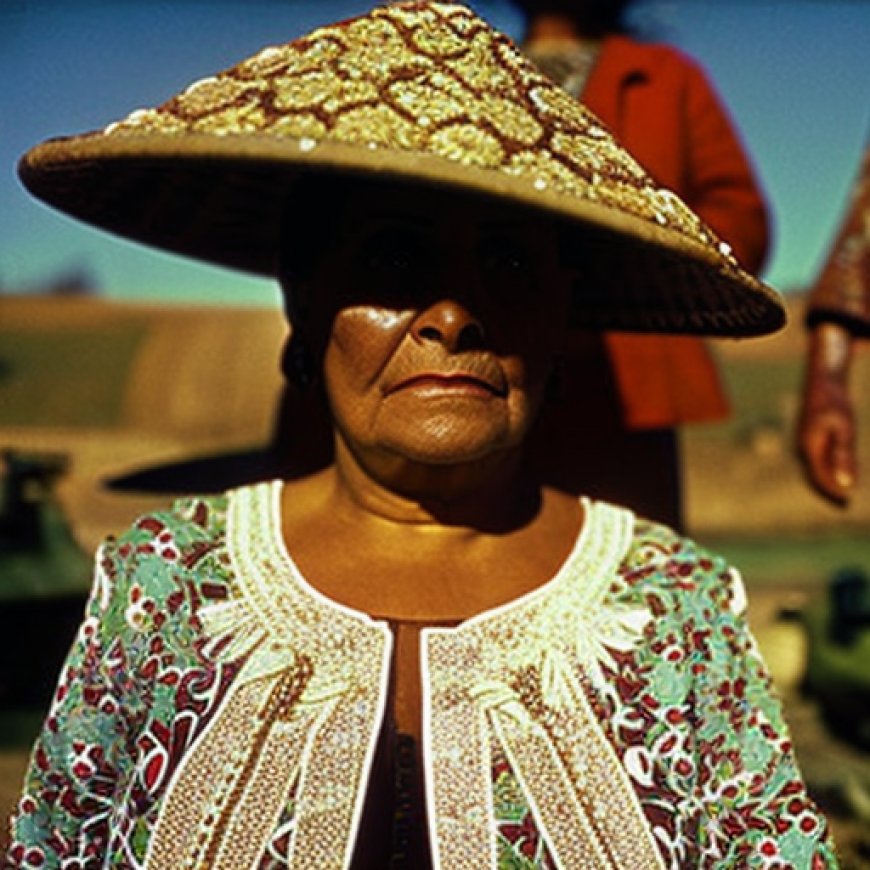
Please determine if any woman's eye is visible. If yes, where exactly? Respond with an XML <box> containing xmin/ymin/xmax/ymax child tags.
<box><xmin>367</xmin><ymin>247</ymin><xmax>411</xmax><ymax>271</ymax></box>
<box><xmin>358</xmin><ymin>230</ymin><xmax>424</xmax><ymax>273</ymax></box>
<box><xmin>479</xmin><ymin>237</ymin><xmax>530</xmax><ymax>273</ymax></box>
<box><xmin>348</xmin><ymin>228</ymin><xmax>430</xmax><ymax>307</ymax></box>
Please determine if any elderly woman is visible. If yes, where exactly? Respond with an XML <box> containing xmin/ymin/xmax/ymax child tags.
<box><xmin>8</xmin><ymin>3</ymin><xmax>834</xmax><ymax>868</ymax></box>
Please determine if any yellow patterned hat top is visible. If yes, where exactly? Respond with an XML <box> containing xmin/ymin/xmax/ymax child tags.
<box><xmin>19</xmin><ymin>0</ymin><xmax>783</xmax><ymax>336</ymax></box>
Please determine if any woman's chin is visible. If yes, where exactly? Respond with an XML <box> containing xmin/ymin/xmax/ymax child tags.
<box><xmin>376</xmin><ymin>429</ymin><xmax>512</xmax><ymax>466</ymax></box>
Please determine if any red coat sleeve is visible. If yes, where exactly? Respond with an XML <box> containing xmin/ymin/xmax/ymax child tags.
<box><xmin>582</xmin><ymin>39</ymin><xmax>771</xmax><ymax>427</ymax></box>
<box><xmin>584</xmin><ymin>38</ymin><xmax>771</xmax><ymax>275</ymax></box>
<box><xmin>678</xmin><ymin>55</ymin><xmax>770</xmax><ymax>275</ymax></box>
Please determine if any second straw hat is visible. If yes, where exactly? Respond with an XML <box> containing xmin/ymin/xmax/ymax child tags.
<box><xmin>19</xmin><ymin>0</ymin><xmax>784</xmax><ymax>336</ymax></box>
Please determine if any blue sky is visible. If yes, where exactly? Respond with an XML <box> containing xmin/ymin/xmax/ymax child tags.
<box><xmin>1</xmin><ymin>0</ymin><xmax>868</xmax><ymax>305</ymax></box>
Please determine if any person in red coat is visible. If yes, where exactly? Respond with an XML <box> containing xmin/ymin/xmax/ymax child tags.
<box><xmin>518</xmin><ymin>0</ymin><xmax>771</xmax><ymax>529</ymax></box>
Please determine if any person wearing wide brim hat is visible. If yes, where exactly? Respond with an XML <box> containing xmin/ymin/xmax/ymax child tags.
<box><xmin>8</xmin><ymin>3</ymin><xmax>835</xmax><ymax>869</ymax></box>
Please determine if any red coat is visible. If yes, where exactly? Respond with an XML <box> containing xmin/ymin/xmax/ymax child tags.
<box><xmin>583</xmin><ymin>35</ymin><xmax>771</xmax><ymax>427</ymax></box>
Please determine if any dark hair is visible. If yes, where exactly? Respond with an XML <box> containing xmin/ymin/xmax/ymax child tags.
<box><xmin>278</xmin><ymin>174</ymin><xmax>350</xmax><ymax>286</ymax></box>
<box><xmin>513</xmin><ymin>0</ymin><xmax>636</xmax><ymax>38</ymax></box>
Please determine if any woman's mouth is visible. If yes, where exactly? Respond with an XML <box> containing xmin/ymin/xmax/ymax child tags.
<box><xmin>388</xmin><ymin>372</ymin><xmax>506</xmax><ymax>398</ymax></box>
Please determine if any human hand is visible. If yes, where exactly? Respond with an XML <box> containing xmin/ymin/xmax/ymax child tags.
<box><xmin>797</xmin><ymin>323</ymin><xmax>857</xmax><ymax>505</ymax></box>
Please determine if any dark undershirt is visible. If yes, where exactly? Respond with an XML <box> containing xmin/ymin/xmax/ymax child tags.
<box><xmin>349</xmin><ymin>617</ymin><xmax>460</xmax><ymax>869</ymax></box>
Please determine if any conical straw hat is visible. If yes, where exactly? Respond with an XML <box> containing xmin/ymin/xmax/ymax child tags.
<box><xmin>19</xmin><ymin>0</ymin><xmax>784</xmax><ymax>336</ymax></box>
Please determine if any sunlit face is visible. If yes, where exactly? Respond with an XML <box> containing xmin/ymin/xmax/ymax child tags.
<box><xmin>288</xmin><ymin>183</ymin><xmax>573</xmax><ymax>472</ymax></box>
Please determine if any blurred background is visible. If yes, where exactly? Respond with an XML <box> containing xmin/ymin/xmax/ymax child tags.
<box><xmin>1</xmin><ymin>0</ymin><xmax>869</xmax><ymax>863</ymax></box>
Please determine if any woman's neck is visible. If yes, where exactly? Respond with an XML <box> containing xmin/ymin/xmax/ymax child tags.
<box><xmin>279</xmin><ymin>460</ymin><xmax>584</xmax><ymax>622</ymax></box>
<box><xmin>327</xmin><ymin>435</ymin><xmax>539</xmax><ymax>535</ymax></box>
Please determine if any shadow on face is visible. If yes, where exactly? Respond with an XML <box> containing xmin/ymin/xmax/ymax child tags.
<box><xmin>104</xmin><ymin>176</ymin><xmax>612</xmax><ymax>497</ymax></box>
<box><xmin>279</xmin><ymin>174</ymin><xmax>576</xmax><ymax>335</ymax></box>
<box><xmin>276</xmin><ymin>177</ymin><xmax>577</xmax><ymax>473</ymax></box>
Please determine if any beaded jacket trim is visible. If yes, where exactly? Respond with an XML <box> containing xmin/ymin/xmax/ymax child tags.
<box><xmin>145</xmin><ymin>481</ymin><xmax>661</xmax><ymax>869</ymax></box>
<box><xmin>146</xmin><ymin>482</ymin><xmax>393</xmax><ymax>869</ymax></box>
<box><xmin>422</xmin><ymin>492</ymin><xmax>664</xmax><ymax>870</ymax></box>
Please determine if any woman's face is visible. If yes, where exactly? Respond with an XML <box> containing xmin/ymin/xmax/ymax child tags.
<box><xmin>292</xmin><ymin>183</ymin><xmax>573</xmax><ymax>472</ymax></box>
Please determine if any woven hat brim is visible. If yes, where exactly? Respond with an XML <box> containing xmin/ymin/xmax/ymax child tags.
<box><xmin>19</xmin><ymin>132</ymin><xmax>785</xmax><ymax>337</ymax></box>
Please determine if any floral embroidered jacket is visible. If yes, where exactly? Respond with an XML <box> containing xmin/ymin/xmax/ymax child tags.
<box><xmin>7</xmin><ymin>482</ymin><xmax>837</xmax><ymax>869</ymax></box>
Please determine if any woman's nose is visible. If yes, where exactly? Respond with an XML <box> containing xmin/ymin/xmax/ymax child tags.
<box><xmin>411</xmin><ymin>298</ymin><xmax>486</xmax><ymax>352</ymax></box>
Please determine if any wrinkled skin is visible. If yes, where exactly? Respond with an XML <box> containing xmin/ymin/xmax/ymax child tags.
<box><xmin>286</xmin><ymin>182</ymin><xmax>574</xmax><ymax>505</ymax></box>
<box><xmin>277</xmin><ymin>181</ymin><xmax>585</xmax><ymax>621</ymax></box>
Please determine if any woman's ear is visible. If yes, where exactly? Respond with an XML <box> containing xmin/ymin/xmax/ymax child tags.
<box><xmin>280</xmin><ymin>329</ymin><xmax>316</xmax><ymax>391</ymax></box>
<box><xmin>545</xmin><ymin>353</ymin><xmax>566</xmax><ymax>404</ymax></box>
<box><xmin>278</xmin><ymin>274</ymin><xmax>316</xmax><ymax>391</ymax></box>
<box><xmin>279</xmin><ymin>274</ymin><xmax>311</xmax><ymax>330</ymax></box>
